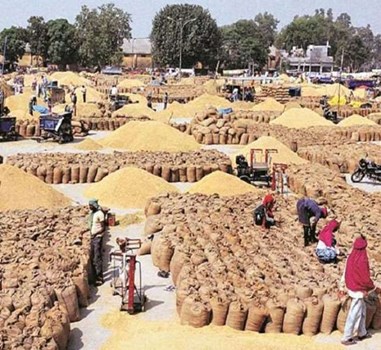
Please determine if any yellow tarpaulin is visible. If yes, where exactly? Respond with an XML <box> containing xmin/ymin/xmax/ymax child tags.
<box><xmin>328</xmin><ymin>95</ymin><xmax>346</xmax><ymax>107</ymax></box>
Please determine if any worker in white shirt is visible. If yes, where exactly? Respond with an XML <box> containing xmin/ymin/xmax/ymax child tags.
<box><xmin>88</xmin><ymin>199</ymin><xmax>105</xmax><ymax>286</ymax></box>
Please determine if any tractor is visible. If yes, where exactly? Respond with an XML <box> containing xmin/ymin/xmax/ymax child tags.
<box><xmin>37</xmin><ymin>111</ymin><xmax>73</xmax><ymax>144</ymax></box>
<box><xmin>235</xmin><ymin>149</ymin><xmax>278</xmax><ymax>187</ymax></box>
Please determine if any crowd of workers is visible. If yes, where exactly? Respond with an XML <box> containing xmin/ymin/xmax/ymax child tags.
<box><xmin>253</xmin><ymin>194</ymin><xmax>381</xmax><ymax>346</ymax></box>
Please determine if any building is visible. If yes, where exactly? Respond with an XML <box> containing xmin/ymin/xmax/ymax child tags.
<box><xmin>287</xmin><ymin>44</ymin><xmax>334</xmax><ymax>74</ymax></box>
<box><xmin>122</xmin><ymin>38</ymin><xmax>152</xmax><ymax>70</ymax></box>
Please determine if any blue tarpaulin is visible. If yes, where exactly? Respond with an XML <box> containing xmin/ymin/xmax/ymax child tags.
<box><xmin>33</xmin><ymin>105</ymin><xmax>49</xmax><ymax>114</ymax></box>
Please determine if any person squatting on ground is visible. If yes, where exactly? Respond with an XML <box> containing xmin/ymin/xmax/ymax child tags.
<box><xmin>340</xmin><ymin>235</ymin><xmax>381</xmax><ymax>346</ymax></box>
<box><xmin>88</xmin><ymin>199</ymin><xmax>105</xmax><ymax>286</ymax></box>
<box><xmin>296</xmin><ymin>197</ymin><xmax>328</xmax><ymax>247</ymax></box>
<box><xmin>315</xmin><ymin>219</ymin><xmax>340</xmax><ymax>263</ymax></box>
<box><xmin>254</xmin><ymin>194</ymin><xmax>277</xmax><ymax>229</ymax></box>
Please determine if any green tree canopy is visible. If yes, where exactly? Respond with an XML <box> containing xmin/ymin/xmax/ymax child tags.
<box><xmin>150</xmin><ymin>4</ymin><xmax>221</xmax><ymax>68</ymax></box>
<box><xmin>75</xmin><ymin>3</ymin><xmax>131</xmax><ymax>68</ymax></box>
<box><xmin>0</xmin><ymin>27</ymin><xmax>28</xmax><ymax>65</ymax></box>
<box><xmin>27</xmin><ymin>16</ymin><xmax>49</xmax><ymax>63</ymax></box>
<box><xmin>276</xmin><ymin>9</ymin><xmax>374</xmax><ymax>71</ymax></box>
<box><xmin>46</xmin><ymin>19</ymin><xmax>78</xmax><ymax>69</ymax></box>
<box><xmin>220</xmin><ymin>18</ymin><xmax>273</xmax><ymax>69</ymax></box>
<box><xmin>254</xmin><ymin>12</ymin><xmax>279</xmax><ymax>47</ymax></box>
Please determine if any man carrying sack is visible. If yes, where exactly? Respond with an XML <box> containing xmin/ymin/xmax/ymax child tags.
<box><xmin>88</xmin><ymin>199</ymin><xmax>105</xmax><ymax>286</ymax></box>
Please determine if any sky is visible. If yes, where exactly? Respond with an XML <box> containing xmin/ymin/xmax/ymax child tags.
<box><xmin>0</xmin><ymin>0</ymin><xmax>380</xmax><ymax>37</ymax></box>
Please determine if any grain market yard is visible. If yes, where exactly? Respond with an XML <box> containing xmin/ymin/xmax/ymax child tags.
<box><xmin>2</xmin><ymin>132</ymin><xmax>381</xmax><ymax>350</ymax></box>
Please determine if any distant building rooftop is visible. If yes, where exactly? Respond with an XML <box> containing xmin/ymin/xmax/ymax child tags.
<box><xmin>122</xmin><ymin>38</ymin><xmax>151</xmax><ymax>55</ymax></box>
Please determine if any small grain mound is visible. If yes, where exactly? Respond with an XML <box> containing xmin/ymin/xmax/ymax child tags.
<box><xmin>252</xmin><ymin>98</ymin><xmax>284</xmax><ymax>112</ymax></box>
<box><xmin>117</xmin><ymin>79</ymin><xmax>145</xmax><ymax>89</ymax></box>
<box><xmin>338</xmin><ymin>114</ymin><xmax>378</xmax><ymax>127</ymax></box>
<box><xmin>76</xmin><ymin>103</ymin><xmax>102</xmax><ymax>118</ymax></box>
<box><xmin>0</xmin><ymin>164</ymin><xmax>71</xmax><ymax>211</ymax></box>
<box><xmin>301</xmin><ymin>86</ymin><xmax>324</xmax><ymax>97</ymax></box>
<box><xmin>75</xmin><ymin>138</ymin><xmax>103</xmax><ymax>151</ymax></box>
<box><xmin>65</xmin><ymin>86</ymin><xmax>102</xmax><ymax>103</ymax></box>
<box><xmin>51</xmin><ymin>71</ymin><xmax>90</xmax><ymax>87</ymax></box>
<box><xmin>5</xmin><ymin>94</ymin><xmax>44</xmax><ymax>114</ymax></box>
<box><xmin>353</xmin><ymin>88</ymin><xmax>367</xmax><ymax>99</ymax></box>
<box><xmin>270</xmin><ymin>107</ymin><xmax>334</xmax><ymax>128</ymax></box>
<box><xmin>188</xmin><ymin>93</ymin><xmax>232</xmax><ymax>110</ymax></box>
<box><xmin>232</xmin><ymin>136</ymin><xmax>307</xmax><ymax>166</ymax></box>
<box><xmin>321</xmin><ymin>83</ymin><xmax>351</xmax><ymax>97</ymax></box>
<box><xmin>284</xmin><ymin>101</ymin><xmax>302</xmax><ymax>111</ymax></box>
<box><xmin>111</xmin><ymin>103</ymin><xmax>154</xmax><ymax>119</ymax></box>
<box><xmin>99</xmin><ymin>120</ymin><xmax>201</xmax><ymax>152</ymax></box>
<box><xmin>117</xmin><ymin>213</ymin><xmax>144</xmax><ymax>226</ymax></box>
<box><xmin>84</xmin><ymin>167</ymin><xmax>178</xmax><ymax>209</ymax></box>
<box><xmin>122</xmin><ymin>93</ymin><xmax>147</xmax><ymax>104</ymax></box>
<box><xmin>8</xmin><ymin>109</ymin><xmax>39</xmax><ymax>120</ymax></box>
<box><xmin>188</xmin><ymin>171</ymin><xmax>260</xmax><ymax>196</ymax></box>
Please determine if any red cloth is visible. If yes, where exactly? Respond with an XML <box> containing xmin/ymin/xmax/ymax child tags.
<box><xmin>262</xmin><ymin>194</ymin><xmax>275</xmax><ymax>217</ymax></box>
<box><xmin>321</xmin><ymin>207</ymin><xmax>328</xmax><ymax>218</ymax></box>
<box><xmin>345</xmin><ymin>237</ymin><xmax>375</xmax><ymax>292</ymax></box>
<box><xmin>318</xmin><ymin>220</ymin><xmax>340</xmax><ymax>247</ymax></box>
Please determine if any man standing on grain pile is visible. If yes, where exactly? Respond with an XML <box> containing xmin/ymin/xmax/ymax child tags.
<box><xmin>296</xmin><ymin>197</ymin><xmax>328</xmax><ymax>247</ymax></box>
<box><xmin>88</xmin><ymin>199</ymin><xmax>105</xmax><ymax>286</ymax></box>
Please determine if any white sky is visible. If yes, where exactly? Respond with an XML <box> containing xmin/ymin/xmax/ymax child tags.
<box><xmin>0</xmin><ymin>0</ymin><xmax>380</xmax><ymax>37</ymax></box>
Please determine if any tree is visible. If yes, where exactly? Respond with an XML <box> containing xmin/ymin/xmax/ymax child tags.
<box><xmin>46</xmin><ymin>19</ymin><xmax>78</xmax><ymax>69</ymax></box>
<box><xmin>27</xmin><ymin>16</ymin><xmax>49</xmax><ymax>64</ymax></box>
<box><xmin>221</xmin><ymin>20</ymin><xmax>270</xmax><ymax>69</ymax></box>
<box><xmin>254</xmin><ymin>12</ymin><xmax>279</xmax><ymax>48</ymax></box>
<box><xmin>75</xmin><ymin>3</ymin><xmax>131</xmax><ymax>67</ymax></box>
<box><xmin>151</xmin><ymin>4</ymin><xmax>222</xmax><ymax>68</ymax></box>
<box><xmin>0</xmin><ymin>27</ymin><xmax>28</xmax><ymax>66</ymax></box>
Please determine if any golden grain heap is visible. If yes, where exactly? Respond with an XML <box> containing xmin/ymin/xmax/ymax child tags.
<box><xmin>0</xmin><ymin>164</ymin><xmax>71</xmax><ymax>211</ymax></box>
<box><xmin>75</xmin><ymin>138</ymin><xmax>104</xmax><ymax>151</ymax></box>
<box><xmin>232</xmin><ymin>136</ymin><xmax>307</xmax><ymax>166</ymax></box>
<box><xmin>338</xmin><ymin>114</ymin><xmax>378</xmax><ymax>127</ymax></box>
<box><xmin>252</xmin><ymin>97</ymin><xmax>285</xmax><ymax>112</ymax></box>
<box><xmin>188</xmin><ymin>171</ymin><xmax>260</xmax><ymax>196</ymax></box>
<box><xmin>99</xmin><ymin>120</ymin><xmax>201</xmax><ymax>152</ymax></box>
<box><xmin>51</xmin><ymin>71</ymin><xmax>90</xmax><ymax>86</ymax></box>
<box><xmin>117</xmin><ymin>78</ymin><xmax>145</xmax><ymax>89</ymax></box>
<box><xmin>270</xmin><ymin>107</ymin><xmax>334</xmax><ymax>128</ymax></box>
<box><xmin>84</xmin><ymin>167</ymin><xmax>178</xmax><ymax>208</ymax></box>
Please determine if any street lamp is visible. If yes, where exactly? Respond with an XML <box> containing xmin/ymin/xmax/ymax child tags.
<box><xmin>167</xmin><ymin>16</ymin><xmax>196</xmax><ymax>80</ymax></box>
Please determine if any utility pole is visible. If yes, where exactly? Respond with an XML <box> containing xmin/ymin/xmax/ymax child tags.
<box><xmin>167</xmin><ymin>16</ymin><xmax>196</xmax><ymax>80</ymax></box>
<box><xmin>337</xmin><ymin>48</ymin><xmax>344</xmax><ymax>118</ymax></box>
<box><xmin>1</xmin><ymin>36</ymin><xmax>8</xmax><ymax>75</ymax></box>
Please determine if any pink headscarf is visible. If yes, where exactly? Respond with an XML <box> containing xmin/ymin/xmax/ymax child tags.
<box><xmin>318</xmin><ymin>220</ymin><xmax>340</xmax><ymax>247</ymax></box>
<box><xmin>345</xmin><ymin>236</ymin><xmax>375</xmax><ymax>292</ymax></box>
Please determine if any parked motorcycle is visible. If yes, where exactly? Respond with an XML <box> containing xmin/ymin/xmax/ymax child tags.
<box><xmin>351</xmin><ymin>158</ymin><xmax>381</xmax><ymax>183</ymax></box>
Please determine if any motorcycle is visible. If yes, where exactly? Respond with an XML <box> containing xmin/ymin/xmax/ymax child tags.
<box><xmin>351</xmin><ymin>158</ymin><xmax>381</xmax><ymax>183</ymax></box>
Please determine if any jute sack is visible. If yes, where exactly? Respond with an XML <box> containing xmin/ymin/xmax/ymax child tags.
<box><xmin>55</xmin><ymin>285</ymin><xmax>80</xmax><ymax>322</ymax></box>
<box><xmin>226</xmin><ymin>301</ymin><xmax>248</xmax><ymax>331</ymax></box>
<box><xmin>336</xmin><ymin>296</ymin><xmax>351</xmax><ymax>333</ymax></box>
<box><xmin>158</xmin><ymin>238</ymin><xmax>174</xmax><ymax>272</ymax></box>
<box><xmin>264</xmin><ymin>300</ymin><xmax>285</xmax><ymax>333</ymax></box>
<box><xmin>144</xmin><ymin>216</ymin><xmax>163</xmax><ymax>235</ymax></box>
<box><xmin>302</xmin><ymin>296</ymin><xmax>324</xmax><ymax>336</ymax></box>
<box><xmin>320</xmin><ymin>294</ymin><xmax>341</xmax><ymax>334</ymax></box>
<box><xmin>372</xmin><ymin>295</ymin><xmax>381</xmax><ymax>330</ymax></box>
<box><xmin>180</xmin><ymin>296</ymin><xmax>211</xmax><ymax>328</ymax></box>
<box><xmin>73</xmin><ymin>273</ymin><xmax>90</xmax><ymax>307</ymax></box>
<box><xmin>282</xmin><ymin>298</ymin><xmax>306</xmax><ymax>335</ymax></box>
<box><xmin>365</xmin><ymin>293</ymin><xmax>378</xmax><ymax>328</ymax></box>
<box><xmin>210</xmin><ymin>297</ymin><xmax>230</xmax><ymax>326</ymax></box>
<box><xmin>169</xmin><ymin>248</ymin><xmax>188</xmax><ymax>286</ymax></box>
<box><xmin>245</xmin><ymin>304</ymin><xmax>268</xmax><ymax>332</ymax></box>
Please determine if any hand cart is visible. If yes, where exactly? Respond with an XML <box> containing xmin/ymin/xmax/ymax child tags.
<box><xmin>110</xmin><ymin>237</ymin><xmax>146</xmax><ymax>314</ymax></box>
